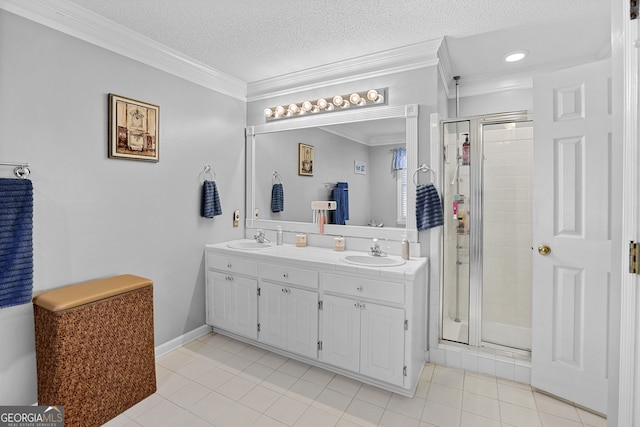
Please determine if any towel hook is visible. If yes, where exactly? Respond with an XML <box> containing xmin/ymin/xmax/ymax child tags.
<box><xmin>203</xmin><ymin>164</ymin><xmax>216</xmax><ymax>180</ymax></box>
<box><xmin>272</xmin><ymin>171</ymin><xmax>282</xmax><ymax>185</ymax></box>
<box><xmin>412</xmin><ymin>164</ymin><xmax>436</xmax><ymax>186</ymax></box>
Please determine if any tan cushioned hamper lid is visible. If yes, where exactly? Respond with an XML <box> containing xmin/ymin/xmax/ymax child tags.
<box><xmin>32</xmin><ymin>274</ymin><xmax>153</xmax><ymax>312</ymax></box>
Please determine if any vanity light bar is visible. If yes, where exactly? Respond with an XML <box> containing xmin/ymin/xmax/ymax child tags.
<box><xmin>263</xmin><ymin>88</ymin><xmax>387</xmax><ymax>121</ymax></box>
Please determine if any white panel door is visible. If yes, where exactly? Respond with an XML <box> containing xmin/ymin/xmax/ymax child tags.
<box><xmin>287</xmin><ymin>287</ymin><xmax>318</xmax><ymax>359</ymax></box>
<box><xmin>532</xmin><ymin>59</ymin><xmax>611</xmax><ymax>414</ymax></box>
<box><xmin>321</xmin><ymin>295</ymin><xmax>360</xmax><ymax>372</ymax></box>
<box><xmin>207</xmin><ymin>272</ymin><xmax>232</xmax><ymax>329</ymax></box>
<box><xmin>231</xmin><ymin>275</ymin><xmax>258</xmax><ymax>340</ymax></box>
<box><xmin>360</xmin><ymin>302</ymin><xmax>405</xmax><ymax>386</ymax></box>
<box><xmin>258</xmin><ymin>282</ymin><xmax>288</xmax><ymax>348</ymax></box>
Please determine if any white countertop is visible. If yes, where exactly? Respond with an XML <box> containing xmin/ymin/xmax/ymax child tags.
<box><xmin>206</xmin><ymin>240</ymin><xmax>427</xmax><ymax>280</ymax></box>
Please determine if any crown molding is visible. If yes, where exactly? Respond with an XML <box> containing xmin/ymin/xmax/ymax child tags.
<box><xmin>0</xmin><ymin>0</ymin><xmax>247</xmax><ymax>100</ymax></box>
<box><xmin>436</xmin><ymin>37</ymin><xmax>454</xmax><ymax>99</ymax></box>
<box><xmin>247</xmin><ymin>39</ymin><xmax>443</xmax><ymax>102</ymax></box>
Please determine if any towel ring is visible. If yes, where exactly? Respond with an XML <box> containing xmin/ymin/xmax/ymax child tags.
<box><xmin>412</xmin><ymin>164</ymin><xmax>436</xmax><ymax>186</ymax></box>
<box><xmin>203</xmin><ymin>164</ymin><xmax>216</xmax><ymax>180</ymax></box>
<box><xmin>272</xmin><ymin>171</ymin><xmax>282</xmax><ymax>185</ymax></box>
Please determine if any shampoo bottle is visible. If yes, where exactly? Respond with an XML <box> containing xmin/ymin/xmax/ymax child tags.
<box><xmin>462</xmin><ymin>134</ymin><xmax>470</xmax><ymax>166</ymax></box>
<box><xmin>276</xmin><ymin>226</ymin><xmax>283</xmax><ymax>246</ymax></box>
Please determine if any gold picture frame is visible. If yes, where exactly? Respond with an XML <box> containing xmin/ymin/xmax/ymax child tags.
<box><xmin>108</xmin><ymin>93</ymin><xmax>159</xmax><ymax>162</ymax></box>
<box><xmin>298</xmin><ymin>143</ymin><xmax>314</xmax><ymax>176</ymax></box>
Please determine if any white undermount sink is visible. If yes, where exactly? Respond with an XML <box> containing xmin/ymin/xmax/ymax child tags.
<box><xmin>340</xmin><ymin>255</ymin><xmax>405</xmax><ymax>267</ymax></box>
<box><xmin>226</xmin><ymin>240</ymin><xmax>273</xmax><ymax>250</ymax></box>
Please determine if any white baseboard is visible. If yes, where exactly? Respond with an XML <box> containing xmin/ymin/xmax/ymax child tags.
<box><xmin>154</xmin><ymin>324</ymin><xmax>212</xmax><ymax>358</ymax></box>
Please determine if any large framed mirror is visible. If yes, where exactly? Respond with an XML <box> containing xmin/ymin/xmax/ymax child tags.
<box><xmin>246</xmin><ymin>104</ymin><xmax>419</xmax><ymax>242</ymax></box>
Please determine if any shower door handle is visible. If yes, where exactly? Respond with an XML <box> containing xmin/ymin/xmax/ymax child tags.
<box><xmin>538</xmin><ymin>244</ymin><xmax>551</xmax><ymax>256</ymax></box>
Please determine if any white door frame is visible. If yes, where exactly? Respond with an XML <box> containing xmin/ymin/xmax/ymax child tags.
<box><xmin>615</xmin><ymin>0</ymin><xmax>640</xmax><ymax>425</ymax></box>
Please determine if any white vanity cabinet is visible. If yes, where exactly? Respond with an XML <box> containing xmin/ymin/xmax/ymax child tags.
<box><xmin>205</xmin><ymin>242</ymin><xmax>427</xmax><ymax>397</ymax></box>
<box><xmin>206</xmin><ymin>254</ymin><xmax>258</xmax><ymax>340</ymax></box>
<box><xmin>321</xmin><ymin>273</ymin><xmax>406</xmax><ymax>386</ymax></box>
<box><xmin>258</xmin><ymin>261</ymin><xmax>319</xmax><ymax>359</ymax></box>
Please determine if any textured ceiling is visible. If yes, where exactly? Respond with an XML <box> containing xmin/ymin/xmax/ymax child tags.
<box><xmin>66</xmin><ymin>0</ymin><xmax>611</xmax><ymax>85</ymax></box>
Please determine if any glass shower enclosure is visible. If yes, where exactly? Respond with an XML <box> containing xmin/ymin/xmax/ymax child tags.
<box><xmin>441</xmin><ymin>112</ymin><xmax>533</xmax><ymax>352</ymax></box>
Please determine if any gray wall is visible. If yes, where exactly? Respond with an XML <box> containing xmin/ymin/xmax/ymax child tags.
<box><xmin>0</xmin><ymin>11</ymin><xmax>246</xmax><ymax>404</ymax></box>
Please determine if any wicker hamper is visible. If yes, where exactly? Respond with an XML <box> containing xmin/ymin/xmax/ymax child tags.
<box><xmin>33</xmin><ymin>274</ymin><xmax>156</xmax><ymax>427</ymax></box>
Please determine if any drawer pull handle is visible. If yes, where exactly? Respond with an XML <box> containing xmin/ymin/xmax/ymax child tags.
<box><xmin>354</xmin><ymin>303</ymin><xmax>359</xmax><ymax>308</ymax></box>
<box><xmin>282</xmin><ymin>288</ymin><xmax>290</xmax><ymax>294</ymax></box>
<box><xmin>227</xmin><ymin>263</ymin><xmax>232</xmax><ymax>268</ymax></box>
<box><xmin>283</xmin><ymin>273</ymin><xmax>289</xmax><ymax>279</ymax></box>
<box><xmin>356</xmin><ymin>286</ymin><xmax>363</xmax><ymax>292</ymax></box>
<box><xmin>225</xmin><ymin>276</ymin><xmax>233</xmax><ymax>281</ymax></box>
<box><xmin>360</xmin><ymin>303</ymin><xmax>365</xmax><ymax>309</ymax></box>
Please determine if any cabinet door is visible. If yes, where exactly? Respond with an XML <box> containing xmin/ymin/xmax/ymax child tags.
<box><xmin>207</xmin><ymin>272</ymin><xmax>233</xmax><ymax>329</ymax></box>
<box><xmin>207</xmin><ymin>271</ymin><xmax>257</xmax><ymax>339</ymax></box>
<box><xmin>360</xmin><ymin>303</ymin><xmax>405</xmax><ymax>386</ymax></box>
<box><xmin>233</xmin><ymin>275</ymin><xmax>258</xmax><ymax>339</ymax></box>
<box><xmin>321</xmin><ymin>295</ymin><xmax>360</xmax><ymax>372</ymax></box>
<box><xmin>258</xmin><ymin>282</ymin><xmax>288</xmax><ymax>349</ymax></box>
<box><xmin>288</xmin><ymin>287</ymin><xmax>318</xmax><ymax>359</ymax></box>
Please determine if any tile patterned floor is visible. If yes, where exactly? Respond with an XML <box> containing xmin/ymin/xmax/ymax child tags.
<box><xmin>102</xmin><ymin>332</ymin><xmax>607</xmax><ymax>427</ymax></box>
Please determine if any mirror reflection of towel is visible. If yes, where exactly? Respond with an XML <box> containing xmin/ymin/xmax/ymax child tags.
<box><xmin>201</xmin><ymin>180</ymin><xmax>222</xmax><ymax>218</ymax></box>
<box><xmin>271</xmin><ymin>183</ymin><xmax>284</xmax><ymax>212</ymax></box>
<box><xmin>416</xmin><ymin>183</ymin><xmax>443</xmax><ymax>231</ymax></box>
<box><xmin>0</xmin><ymin>178</ymin><xmax>33</xmax><ymax>309</ymax></box>
<box><xmin>331</xmin><ymin>182</ymin><xmax>349</xmax><ymax>225</ymax></box>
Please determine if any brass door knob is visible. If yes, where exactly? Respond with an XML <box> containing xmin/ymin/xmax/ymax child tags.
<box><xmin>538</xmin><ymin>244</ymin><xmax>551</xmax><ymax>256</ymax></box>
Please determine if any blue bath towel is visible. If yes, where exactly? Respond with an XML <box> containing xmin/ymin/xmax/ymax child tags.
<box><xmin>416</xmin><ymin>183</ymin><xmax>443</xmax><ymax>231</ymax></box>
<box><xmin>271</xmin><ymin>183</ymin><xmax>284</xmax><ymax>212</ymax></box>
<box><xmin>0</xmin><ymin>178</ymin><xmax>33</xmax><ymax>309</ymax></box>
<box><xmin>331</xmin><ymin>182</ymin><xmax>349</xmax><ymax>225</ymax></box>
<box><xmin>201</xmin><ymin>180</ymin><xmax>222</xmax><ymax>218</ymax></box>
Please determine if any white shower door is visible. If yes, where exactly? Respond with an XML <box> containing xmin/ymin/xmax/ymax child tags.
<box><xmin>531</xmin><ymin>59</ymin><xmax>611</xmax><ymax>414</ymax></box>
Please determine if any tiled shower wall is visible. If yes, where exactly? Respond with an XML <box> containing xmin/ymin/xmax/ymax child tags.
<box><xmin>481</xmin><ymin>124</ymin><xmax>533</xmax><ymax>350</ymax></box>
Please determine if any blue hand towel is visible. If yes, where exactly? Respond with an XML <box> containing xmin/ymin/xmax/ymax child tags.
<box><xmin>271</xmin><ymin>183</ymin><xmax>284</xmax><ymax>213</ymax></box>
<box><xmin>0</xmin><ymin>178</ymin><xmax>33</xmax><ymax>309</ymax></box>
<box><xmin>201</xmin><ymin>180</ymin><xmax>222</xmax><ymax>218</ymax></box>
<box><xmin>337</xmin><ymin>182</ymin><xmax>349</xmax><ymax>221</ymax></box>
<box><xmin>416</xmin><ymin>183</ymin><xmax>444</xmax><ymax>231</ymax></box>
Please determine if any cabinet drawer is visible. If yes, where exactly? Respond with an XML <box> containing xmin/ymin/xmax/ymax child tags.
<box><xmin>207</xmin><ymin>253</ymin><xmax>258</xmax><ymax>277</ymax></box>
<box><xmin>260</xmin><ymin>262</ymin><xmax>318</xmax><ymax>289</ymax></box>
<box><xmin>322</xmin><ymin>273</ymin><xmax>404</xmax><ymax>304</ymax></box>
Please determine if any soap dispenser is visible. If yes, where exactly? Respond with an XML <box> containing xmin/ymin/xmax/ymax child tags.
<box><xmin>401</xmin><ymin>234</ymin><xmax>410</xmax><ymax>260</ymax></box>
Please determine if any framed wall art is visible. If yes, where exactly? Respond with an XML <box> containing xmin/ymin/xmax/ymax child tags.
<box><xmin>298</xmin><ymin>143</ymin><xmax>314</xmax><ymax>176</ymax></box>
<box><xmin>108</xmin><ymin>93</ymin><xmax>159</xmax><ymax>162</ymax></box>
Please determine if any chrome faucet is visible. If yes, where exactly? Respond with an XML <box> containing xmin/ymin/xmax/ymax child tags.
<box><xmin>254</xmin><ymin>229</ymin><xmax>270</xmax><ymax>243</ymax></box>
<box><xmin>369</xmin><ymin>238</ymin><xmax>387</xmax><ymax>257</ymax></box>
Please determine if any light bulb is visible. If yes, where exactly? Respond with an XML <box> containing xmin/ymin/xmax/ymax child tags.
<box><xmin>288</xmin><ymin>103</ymin><xmax>299</xmax><ymax>113</ymax></box>
<box><xmin>326</xmin><ymin>104</ymin><xmax>334</xmax><ymax>111</ymax></box>
<box><xmin>374</xmin><ymin>93</ymin><xmax>384</xmax><ymax>104</ymax></box>
<box><xmin>367</xmin><ymin>89</ymin><xmax>379</xmax><ymax>101</ymax></box>
<box><xmin>301</xmin><ymin>101</ymin><xmax>312</xmax><ymax>111</ymax></box>
<box><xmin>263</xmin><ymin>108</ymin><xmax>273</xmax><ymax>118</ymax></box>
<box><xmin>275</xmin><ymin>105</ymin><xmax>285</xmax><ymax>117</ymax></box>
<box><xmin>317</xmin><ymin>98</ymin><xmax>328</xmax><ymax>109</ymax></box>
<box><xmin>349</xmin><ymin>93</ymin><xmax>361</xmax><ymax>104</ymax></box>
<box><xmin>357</xmin><ymin>98</ymin><xmax>366</xmax><ymax>106</ymax></box>
<box><xmin>332</xmin><ymin>95</ymin><xmax>343</xmax><ymax>107</ymax></box>
<box><xmin>341</xmin><ymin>100</ymin><xmax>350</xmax><ymax>109</ymax></box>
<box><xmin>312</xmin><ymin>106</ymin><xmax>320</xmax><ymax>113</ymax></box>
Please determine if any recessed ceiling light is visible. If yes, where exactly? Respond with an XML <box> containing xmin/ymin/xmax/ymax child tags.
<box><xmin>504</xmin><ymin>51</ymin><xmax>527</xmax><ymax>63</ymax></box>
